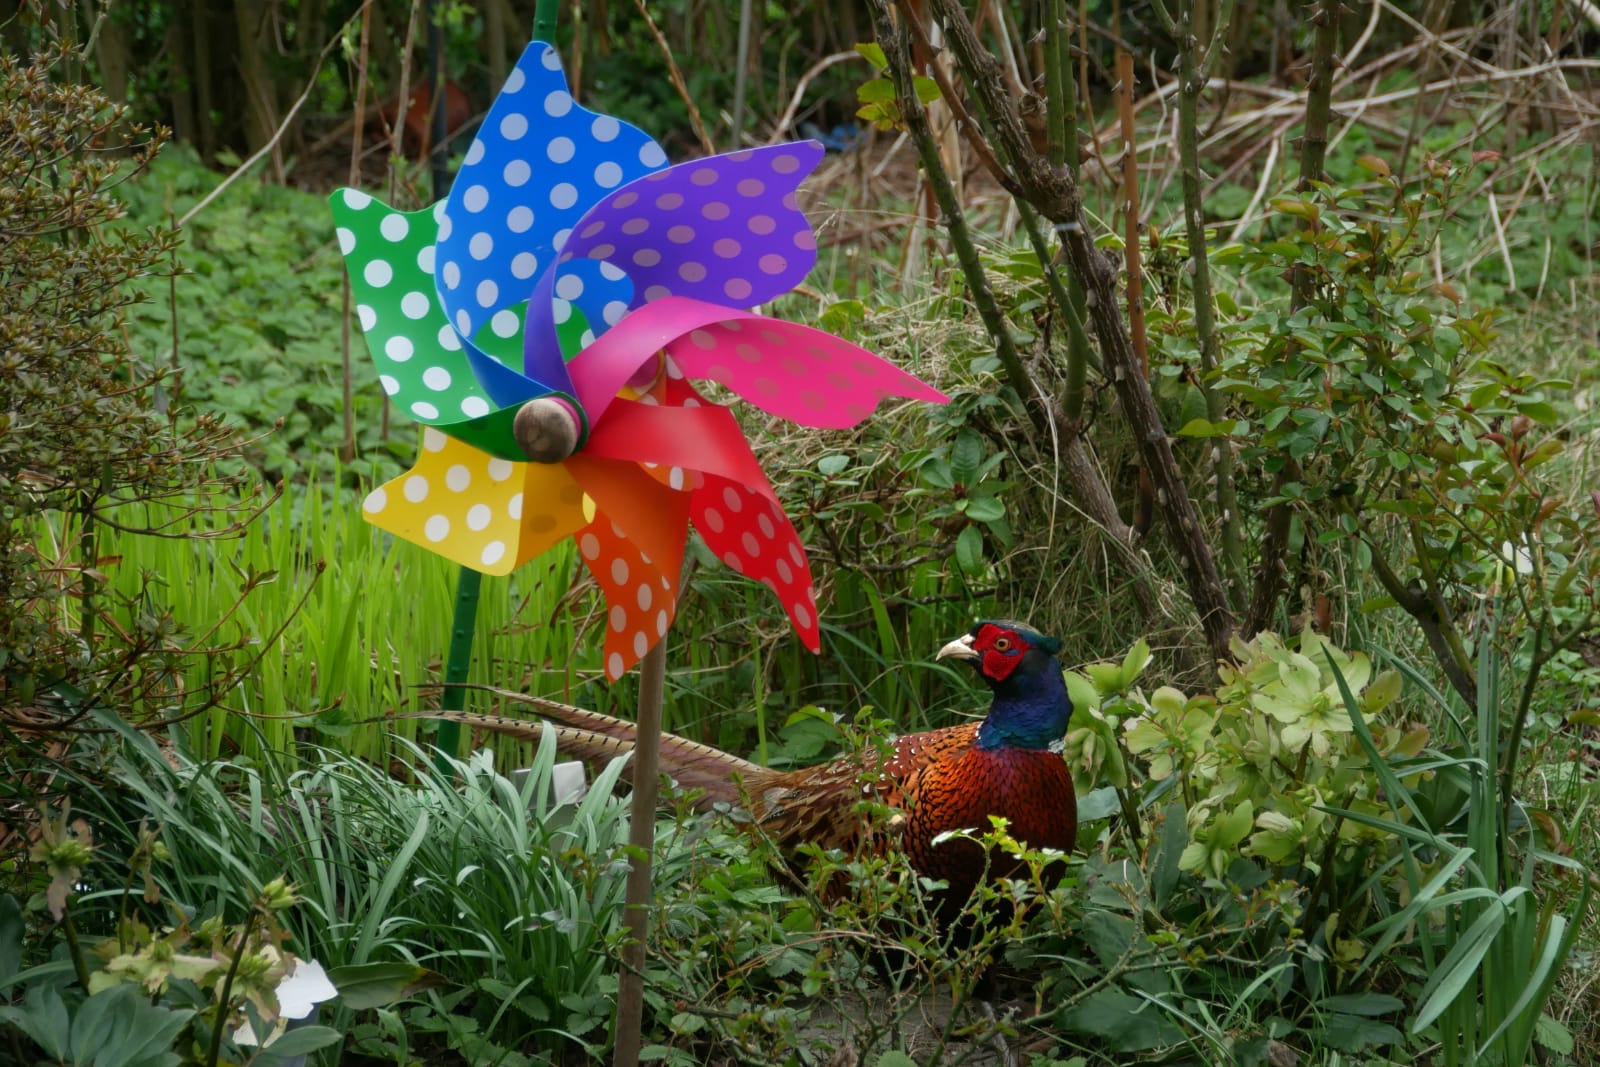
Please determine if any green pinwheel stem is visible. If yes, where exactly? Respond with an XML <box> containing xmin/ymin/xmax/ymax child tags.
<box><xmin>434</xmin><ymin>566</ymin><xmax>482</xmax><ymax>769</ymax></box>
<box><xmin>533</xmin><ymin>0</ymin><xmax>558</xmax><ymax>43</ymax></box>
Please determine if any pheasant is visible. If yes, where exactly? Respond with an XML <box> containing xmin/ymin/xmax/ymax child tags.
<box><xmin>427</xmin><ymin>620</ymin><xmax>1078</xmax><ymax>923</ymax></box>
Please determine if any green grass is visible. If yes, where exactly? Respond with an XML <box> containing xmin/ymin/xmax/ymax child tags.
<box><xmin>63</xmin><ymin>711</ymin><xmax>640</xmax><ymax>1057</ymax></box>
<box><xmin>72</xmin><ymin>478</ymin><xmax>591</xmax><ymax>764</ymax></box>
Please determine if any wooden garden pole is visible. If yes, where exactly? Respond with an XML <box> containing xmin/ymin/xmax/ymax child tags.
<box><xmin>612</xmin><ymin>637</ymin><xmax>667</xmax><ymax>1066</ymax></box>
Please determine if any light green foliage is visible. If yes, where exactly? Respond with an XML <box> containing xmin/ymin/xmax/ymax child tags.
<box><xmin>854</xmin><ymin>42</ymin><xmax>940</xmax><ymax>131</ymax></box>
<box><xmin>1075</xmin><ymin>629</ymin><xmax>1416</xmax><ymax>882</ymax></box>
<box><xmin>116</xmin><ymin>145</ymin><xmax>394</xmax><ymax>487</ymax></box>
<box><xmin>1045</xmin><ymin>624</ymin><xmax>1588</xmax><ymax>1061</ymax></box>
<box><xmin>26</xmin><ymin>709</ymin><xmax>640</xmax><ymax>1062</ymax></box>
<box><xmin>1</xmin><ymin>797</ymin><xmax>351</xmax><ymax>1067</ymax></box>
<box><xmin>1203</xmin><ymin>155</ymin><xmax>1600</xmax><ymax>706</ymax></box>
<box><xmin>0</xmin><ymin>984</ymin><xmax>193</xmax><ymax>1067</ymax></box>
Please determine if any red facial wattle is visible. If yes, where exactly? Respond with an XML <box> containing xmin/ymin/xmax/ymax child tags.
<box><xmin>971</xmin><ymin>624</ymin><xmax>1032</xmax><ymax>683</ymax></box>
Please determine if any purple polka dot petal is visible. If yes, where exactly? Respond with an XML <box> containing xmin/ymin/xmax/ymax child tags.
<box><xmin>557</xmin><ymin>142</ymin><xmax>825</xmax><ymax>313</ymax></box>
<box><xmin>522</xmin><ymin>257</ymin><xmax>636</xmax><ymax>384</ymax></box>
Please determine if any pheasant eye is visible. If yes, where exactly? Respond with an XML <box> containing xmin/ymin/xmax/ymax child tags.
<box><xmin>992</xmin><ymin>637</ymin><xmax>1012</xmax><ymax>651</ymax></box>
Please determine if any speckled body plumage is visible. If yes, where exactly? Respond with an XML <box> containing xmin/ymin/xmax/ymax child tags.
<box><xmin>422</xmin><ymin>621</ymin><xmax>1078</xmax><ymax>922</ymax></box>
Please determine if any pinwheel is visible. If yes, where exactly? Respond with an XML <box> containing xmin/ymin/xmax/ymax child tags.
<box><xmin>331</xmin><ymin>41</ymin><xmax>945</xmax><ymax>680</ymax></box>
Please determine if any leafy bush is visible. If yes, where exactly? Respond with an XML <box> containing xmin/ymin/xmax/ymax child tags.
<box><xmin>2</xmin><ymin>809</ymin><xmax>342</xmax><ymax>1067</ymax></box>
<box><xmin>0</xmin><ymin>48</ymin><xmax>255</xmax><ymax>724</ymax></box>
<box><xmin>1197</xmin><ymin>154</ymin><xmax>1600</xmax><ymax>710</ymax></box>
<box><xmin>1037</xmin><ymin>627</ymin><xmax>1588</xmax><ymax>1062</ymax></box>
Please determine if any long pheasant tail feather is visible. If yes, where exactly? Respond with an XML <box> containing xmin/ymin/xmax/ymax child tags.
<box><xmin>474</xmin><ymin>687</ymin><xmax>654</xmax><ymax>744</ymax></box>
<box><xmin>385</xmin><ymin>705</ymin><xmax>765</xmax><ymax>809</ymax></box>
<box><xmin>472</xmin><ymin>687</ymin><xmax>770</xmax><ymax>805</ymax></box>
<box><xmin>397</xmin><ymin>710</ymin><xmax>635</xmax><ymax>766</ymax></box>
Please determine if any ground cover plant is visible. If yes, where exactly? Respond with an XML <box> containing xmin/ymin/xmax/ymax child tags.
<box><xmin>3</xmin><ymin>2</ymin><xmax>1599</xmax><ymax>1065</ymax></box>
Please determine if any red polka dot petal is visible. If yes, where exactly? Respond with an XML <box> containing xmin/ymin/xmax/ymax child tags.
<box><xmin>690</xmin><ymin>475</ymin><xmax>819</xmax><ymax>651</ymax></box>
<box><xmin>579</xmin><ymin>512</ymin><xmax>682</xmax><ymax>679</ymax></box>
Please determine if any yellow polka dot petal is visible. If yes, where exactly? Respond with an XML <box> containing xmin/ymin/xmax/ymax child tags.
<box><xmin>511</xmin><ymin>462</ymin><xmax>591</xmax><ymax>570</ymax></box>
<box><xmin>363</xmin><ymin>429</ymin><xmax>582</xmax><ymax>575</ymax></box>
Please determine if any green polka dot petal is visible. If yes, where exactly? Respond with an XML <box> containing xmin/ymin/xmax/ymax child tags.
<box><xmin>329</xmin><ymin>189</ymin><xmax>496</xmax><ymax>427</ymax></box>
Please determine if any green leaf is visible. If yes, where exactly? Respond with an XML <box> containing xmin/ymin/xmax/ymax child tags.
<box><xmin>817</xmin><ymin>454</ymin><xmax>850</xmax><ymax>476</ymax></box>
<box><xmin>1075</xmin><ymin>786</ymin><xmax>1120</xmax><ymax>822</ymax></box>
<box><xmin>919</xmin><ymin>458</ymin><xmax>954</xmax><ymax>489</ymax></box>
<box><xmin>1319</xmin><ymin>993</ymin><xmax>1404</xmax><ymax>1017</ymax></box>
<box><xmin>951</xmin><ymin>430</ymin><xmax>984</xmax><ymax>485</ymax></box>
<box><xmin>875</xmin><ymin>1053</ymin><xmax>919</xmax><ymax>1067</ymax></box>
<box><xmin>0</xmin><ymin>986</ymin><xmax>69</xmax><ymax>1060</ymax></box>
<box><xmin>854</xmin><ymin>42</ymin><xmax>887</xmax><ymax>70</ymax></box>
<box><xmin>1319</xmin><ymin>1013</ymin><xmax>1404</xmax><ymax>1053</ymax></box>
<box><xmin>963</xmin><ymin>495</ymin><xmax>1005</xmax><ymax>523</ymax></box>
<box><xmin>955</xmin><ymin>525</ymin><xmax>984</xmax><ymax>575</ymax></box>
<box><xmin>1468</xmin><ymin>381</ymin><xmax>1502</xmax><ymax>409</ymax></box>
<box><xmin>912</xmin><ymin>76</ymin><xmax>941</xmax><ymax>104</ymax></box>
<box><xmin>1085</xmin><ymin>662</ymin><xmax>1125</xmax><ymax>696</ymax></box>
<box><xmin>1516</xmin><ymin>399</ymin><xmax>1558</xmax><ymax>423</ymax></box>
<box><xmin>1271</xmin><ymin>197</ymin><xmax>1320</xmax><ymax>221</ymax></box>
<box><xmin>258</xmin><ymin>1024</ymin><xmax>345</xmax><ymax>1059</ymax></box>
<box><xmin>1058</xmin><ymin>989</ymin><xmax>1184</xmax><ymax>1051</ymax></box>
<box><xmin>1063</xmin><ymin>672</ymin><xmax>1099</xmax><ymax>715</ymax></box>
<box><xmin>1150</xmin><ymin>800</ymin><xmax>1187</xmax><ymax>912</ymax></box>
<box><xmin>0</xmin><ymin>895</ymin><xmax>20</xmax><ymax>987</ymax></box>
<box><xmin>328</xmin><ymin>962</ymin><xmax>446</xmax><ymax>1010</ymax></box>
<box><xmin>1535</xmin><ymin>1013</ymin><xmax>1574</xmax><ymax>1055</ymax></box>
<box><xmin>1175</xmin><ymin>417</ymin><xmax>1240</xmax><ymax>438</ymax></box>
<box><xmin>69</xmin><ymin>985</ymin><xmax>193</xmax><ymax>1067</ymax></box>
<box><xmin>1410</xmin><ymin>893</ymin><xmax>1514</xmax><ymax>1033</ymax></box>
<box><xmin>70</xmin><ymin>985</ymin><xmax>124</xmax><ymax>1063</ymax></box>
<box><xmin>856</xmin><ymin>79</ymin><xmax>895</xmax><ymax>105</ymax></box>
<box><xmin>1214</xmin><ymin>800</ymin><xmax>1255</xmax><ymax>849</ymax></box>
<box><xmin>1120</xmin><ymin>638</ymin><xmax>1152</xmax><ymax>681</ymax></box>
<box><xmin>669</xmin><ymin>1012</ymin><xmax>705</xmax><ymax>1035</ymax></box>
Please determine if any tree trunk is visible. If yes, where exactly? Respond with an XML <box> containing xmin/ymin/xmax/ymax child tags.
<box><xmin>484</xmin><ymin>0</ymin><xmax>508</xmax><ymax>97</ymax></box>
<box><xmin>233</xmin><ymin>0</ymin><xmax>282</xmax><ymax>173</ymax></box>
<box><xmin>164</xmin><ymin>0</ymin><xmax>196</xmax><ymax>145</ymax></box>
<box><xmin>190</xmin><ymin>0</ymin><xmax>217</xmax><ymax>160</ymax></box>
<box><xmin>85</xmin><ymin>0</ymin><xmax>132</xmax><ymax>104</ymax></box>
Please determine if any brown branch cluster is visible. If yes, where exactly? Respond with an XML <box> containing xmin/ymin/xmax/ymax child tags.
<box><xmin>878</xmin><ymin>0</ymin><xmax>1238</xmax><ymax>665</ymax></box>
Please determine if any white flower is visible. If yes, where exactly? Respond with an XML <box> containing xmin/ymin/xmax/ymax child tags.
<box><xmin>1499</xmin><ymin>539</ymin><xmax>1534</xmax><ymax>576</ymax></box>
<box><xmin>233</xmin><ymin>958</ymin><xmax>338</xmax><ymax>1047</ymax></box>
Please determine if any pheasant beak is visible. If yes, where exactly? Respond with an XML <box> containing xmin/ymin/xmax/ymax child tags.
<box><xmin>936</xmin><ymin>634</ymin><xmax>978</xmax><ymax>662</ymax></box>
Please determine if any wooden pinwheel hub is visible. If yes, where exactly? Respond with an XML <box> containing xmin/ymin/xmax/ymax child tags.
<box><xmin>512</xmin><ymin>396</ymin><xmax>582</xmax><ymax>464</ymax></box>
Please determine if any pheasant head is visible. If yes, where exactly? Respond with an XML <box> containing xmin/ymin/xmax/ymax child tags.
<box><xmin>937</xmin><ymin>620</ymin><xmax>1071</xmax><ymax>751</ymax></box>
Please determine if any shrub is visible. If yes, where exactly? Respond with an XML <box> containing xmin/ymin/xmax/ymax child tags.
<box><xmin>0</xmin><ymin>47</ymin><xmax>256</xmax><ymax>726</ymax></box>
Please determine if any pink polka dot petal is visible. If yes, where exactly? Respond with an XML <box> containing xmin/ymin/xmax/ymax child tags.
<box><xmin>660</xmin><ymin>305</ymin><xmax>949</xmax><ymax>428</ymax></box>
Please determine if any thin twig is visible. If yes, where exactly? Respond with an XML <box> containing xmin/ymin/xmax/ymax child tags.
<box><xmin>176</xmin><ymin>20</ymin><xmax>354</xmax><ymax>229</ymax></box>
<box><xmin>629</xmin><ymin>0</ymin><xmax>715</xmax><ymax>156</ymax></box>
<box><xmin>767</xmin><ymin>51</ymin><xmax>871</xmax><ymax>145</ymax></box>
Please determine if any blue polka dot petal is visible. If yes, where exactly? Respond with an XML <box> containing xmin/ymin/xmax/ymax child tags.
<box><xmin>435</xmin><ymin>41</ymin><xmax>668</xmax><ymax>369</ymax></box>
